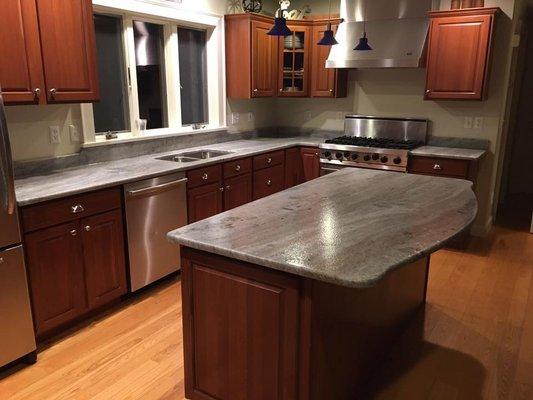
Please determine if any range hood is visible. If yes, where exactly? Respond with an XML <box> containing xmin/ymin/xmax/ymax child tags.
<box><xmin>326</xmin><ymin>0</ymin><xmax>439</xmax><ymax>69</ymax></box>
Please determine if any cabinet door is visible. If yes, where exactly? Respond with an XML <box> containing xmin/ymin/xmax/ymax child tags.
<box><xmin>188</xmin><ymin>182</ymin><xmax>224</xmax><ymax>223</ymax></box>
<box><xmin>285</xmin><ymin>147</ymin><xmax>303</xmax><ymax>188</ymax></box>
<box><xmin>181</xmin><ymin>250</ymin><xmax>299</xmax><ymax>400</ymax></box>
<box><xmin>36</xmin><ymin>0</ymin><xmax>99</xmax><ymax>103</ymax></box>
<box><xmin>25</xmin><ymin>222</ymin><xmax>86</xmax><ymax>336</ymax></box>
<box><xmin>0</xmin><ymin>0</ymin><xmax>45</xmax><ymax>104</ymax></box>
<box><xmin>224</xmin><ymin>173</ymin><xmax>253</xmax><ymax>211</ymax></box>
<box><xmin>300</xmin><ymin>147</ymin><xmax>320</xmax><ymax>182</ymax></box>
<box><xmin>251</xmin><ymin>20</ymin><xmax>278</xmax><ymax>97</ymax></box>
<box><xmin>253</xmin><ymin>164</ymin><xmax>285</xmax><ymax>200</ymax></box>
<box><xmin>80</xmin><ymin>209</ymin><xmax>127</xmax><ymax>310</ymax></box>
<box><xmin>279</xmin><ymin>25</ymin><xmax>311</xmax><ymax>97</ymax></box>
<box><xmin>425</xmin><ymin>13</ymin><xmax>494</xmax><ymax>100</ymax></box>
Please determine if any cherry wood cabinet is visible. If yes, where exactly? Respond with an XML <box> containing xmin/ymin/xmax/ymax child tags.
<box><xmin>300</xmin><ymin>147</ymin><xmax>321</xmax><ymax>182</ymax></box>
<box><xmin>224</xmin><ymin>173</ymin><xmax>253</xmax><ymax>211</ymax></box>
<box><xmin>0</xmin><ymin>0</ymin><xmax>99</xmax><ymax>105</ymax></box>
<box><xmin>285</xmin><ymin>147</ymin><xmax>304</xmax><ymax>188</ymax></box>
<box><xmin>278</xmin><ymin>23</ymin><xmax>311</xmax><ymax>97</ymax></box>
<box><xmin>0</xmin><ymin>0</ymin><xmax>45</xmax><ymax>104</ymax></box>
<box><xmin>311</xmin><ymin>20</ymin><xmax>348</xmax><ymax>98</ymax></box>
<box><xmin>187</xmin><ymin>182</ymin><xmax>224</xmax><ymax>224</ymax></box>
<box><xmin>23</xmin><ymin>187</ymin><xmax>126</xmax><ymax>338</ymax></box>
<box><xmin>425</xmin><ymin>8</ymin><xmax>499</xmax><ymax>101</ymax></box>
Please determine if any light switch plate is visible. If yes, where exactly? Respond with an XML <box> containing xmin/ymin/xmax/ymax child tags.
<box><xmin>304</xmin><ymin>110</ymin><xmax>312</xmax><ymax>121</ymax></box>
<box><xmin>49</xmin><ymin>126</ymin><xmax>61</xmax><ymax>144</ymax></box>
<box><xmin>69</xmin><ymin>124</ymin><xmax>81</xmax><ymax>142</ymax></box>
<box><xmin>247</xmin><ymin>112</ymin><xmax>254</xmax><ymax>122</ymax></box>
<box><xmin>473</xmin><ymin>117</ymin><xmax>484</xmax><ymax>129</ymax></box>
<box><xmin>464</xmin><ymin>117</ymin><xmax>473</xmax><ymax>129</ymax></box>
<box><xmin>230</xmin><ymin>112</ymin><xmax>240</xmax><ymax>125</ymax></box>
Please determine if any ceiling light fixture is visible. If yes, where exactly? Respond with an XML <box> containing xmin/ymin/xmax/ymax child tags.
<box><xmin>268</xmin><ymin>1</ymin><xmax>292</xmax><ymax>37</ymax></box>
<box><xmin>354</xmin><ymin>3</ymin><xmax>372</xmax><ymax>51</ymax></box>
<box><xmin>317</xmin><ymin>0</ymin><xmax>338</xmax><ymax>46</ymax></box>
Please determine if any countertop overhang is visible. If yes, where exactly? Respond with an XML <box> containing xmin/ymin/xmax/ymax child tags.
<box><xmin>168</xmin><ymin>168</ymin><xmax>478</xmax><ymax>288</ymax></box>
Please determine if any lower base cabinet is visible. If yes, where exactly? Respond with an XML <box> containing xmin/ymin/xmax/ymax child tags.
<box><xmin>224</xmin><ymin>173</ymin><xmax>253</xmax><ymax>210</ymax></box>
<box><xmin>253</xmin><ymin>164</ymin><xmax>285</xmax><ymax>200</ymax></box>
<box><xmin>300</xmin><ymin>147</ymin><xmax>321</xmax><ymax>182</ymax></box>
<box><xmin>187</xmin><ymin>182</ymin><xmax>224</xmax><ymax>223</ymax></box>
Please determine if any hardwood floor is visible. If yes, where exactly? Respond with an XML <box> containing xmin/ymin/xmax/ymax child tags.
<box><xmin>0</xmin><ymin>225</ymin><xmax>532</xmax><ymax>399</ymax></box>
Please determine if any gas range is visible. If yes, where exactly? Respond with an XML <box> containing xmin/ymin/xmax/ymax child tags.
<box><xmin>319</xmin><ymin>116</ymin><xmax>428</xmax><ymax>173</ymax></box>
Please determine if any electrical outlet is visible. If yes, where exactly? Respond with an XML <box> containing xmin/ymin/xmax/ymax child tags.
<box><xmin>464</xmin><ymin>117</ymin><xmax>473</xmax><ymax>129</ymax></box>
<box><xmin>49</xmin><ymin>126</ymin><xmax>61</xmax><ymax>144</ymax></box>
<box><xmin>230</xmin><ymin>112</ymin><xmax>240</xmax><ymax>125</ymax></box>
<box><xmin>304</xmin><ymin>110</ymin><xmax>312</xmax><ymax>121</ymax></box>
<box><xmin>337</xmin><ymin>111</ymin><xmax>345</xmax><ymax>120</ymax></box>
<box><xmin>69</xmin><ymin>124</ymin><xmax>81</xmax><ymax>142</ymax></box>
<box><xmin>473</xmin><ymin>117</ymin><xmax>484</xmax><ymax>129</ymax></box>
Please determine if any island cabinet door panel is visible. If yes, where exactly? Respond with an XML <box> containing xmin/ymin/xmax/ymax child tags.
<box><xmin>181</xmin><ymin>250</ymin><xmax>300</xmax><ymax>400</ymax></box>
<box><xmin>25</xmin><ymin>222</ymin><xmax>87</xmax><ymax>336</ymax></box>
<box><xmin>425</xmin><ymin>13</ymin><xmax>494</xmax><ymax>100</ymax></box>
<box><xmin>80</xmin><ymin>210</ymin><xmax>127</xmax><ymax>310</ymax></box>
<box><xmin>300</xmin><ymin>148</ymin><xmax>320</xmax><ymax>182</ymax></box>
<box><xmin>0</xmin><ymin>0</ymin><xmax>45</xmax><ymax>105</ymax></box>
<box><xmin>36</xmin><ymin>0</ymin><xmax>99</xmax><ymax>103</ymax></box>
<box><xmin>224</xmin><ymin>173</ymin><xmax>253</xmax><ymax>211</ymax></box>
<box><xmin>188</xmin><ymin>182</ymin><xmax>224</xmax><ymax>223</ymax></box>
<box><xmin>251</xmin><ymin>20</ymin><xmax>278</xmax><ymax>97</ymax></box>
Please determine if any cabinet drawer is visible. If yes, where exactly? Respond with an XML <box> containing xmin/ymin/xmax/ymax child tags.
<box><xmin>22</xmin><ymin>187</ymin><xmax>121</xmax><ymax>233</ymax></box>
<box><xmin>187</xmin><ymin>164</ymin><xmax>223</xmax><ymax>189</ymax></box>
<box><xmin>253</xmin><ymin>165</ymin><xmax>285</xmax><ymax>200</ymax></box>
<box><xmin>253</xmin><ymin>151</ymin><xmax>285</xmax><ymax>171</ymax></box>
<box><xmin>223</xmin><ymin>157</ymin><xmax>252</xmax><ymax>179</ymax></box>
<box><xmin>409</xmin><ymin>156</ymin><xmax>469</xmax><ymax>178</ymax></box>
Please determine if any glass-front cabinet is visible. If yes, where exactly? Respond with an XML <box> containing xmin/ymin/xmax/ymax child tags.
<box><xmin>278</xmin><ymin>24</ymin><xmax>310</xmax><ymax>97</ymax></box>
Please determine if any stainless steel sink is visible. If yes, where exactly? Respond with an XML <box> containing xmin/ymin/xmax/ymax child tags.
<box><xmin>157</xmin><ymin>155</ymin><xmax>199</xmax><ymax>163</ymax></box>
<box><xmin>180</xmin><ymin>150</ymin><xmax>233</xmax><ymax>159</ymax></box>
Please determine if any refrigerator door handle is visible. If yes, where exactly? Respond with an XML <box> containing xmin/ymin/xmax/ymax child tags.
<box><xmin>0</xmin><ymin>86</ymin><xmax>16</xmax><ymax>215</ymax></box>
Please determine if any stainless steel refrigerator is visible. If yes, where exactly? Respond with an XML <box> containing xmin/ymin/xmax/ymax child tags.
<box><xmin>0</xmin><ymin>87</ymin><xmax>37</xmax><ymax>367</ymax></box>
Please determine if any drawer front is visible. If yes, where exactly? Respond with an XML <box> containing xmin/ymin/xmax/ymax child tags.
<box><xmin>253</xmin><ymin>150</ymin><xmax>285</xmax><ymax>171</ymax></box>
<box><xmin>223</xmin><ymin>157</ymin><xmax>252</xmax><ymax>179</ymax></box>
<box><xmin>187</xmin><ymin>164</ymin><xmax>223</xmax><ymax>189</ymax></box>
<box><xmin>253</xmin><ymin>165</ymin><xmax>285</xmax><ymax>200</ymax></box>
<box><xmin>409</xmin><ymin>156</ymin><xmax>469</xmax><ymax>178</ymax></box>
<box><xmin>22</xmin><ymin>187</ymin><xmax>122</xmax><ymax>233</ymax></box>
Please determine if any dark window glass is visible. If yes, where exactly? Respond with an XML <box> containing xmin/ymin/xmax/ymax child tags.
<box><xmin>178</xmin><ymin>28</ymin><xmax>208</xmax><ymax>125</ymax></box>
<box><xmin>93</xmin><ymin>14</ymin><xmax>129</xmax><ymax>133</ymax></box>
<box><xmin>133</xmin><ymin>21</ymin><xmax>168</xmax><ymax>130</ymax></box>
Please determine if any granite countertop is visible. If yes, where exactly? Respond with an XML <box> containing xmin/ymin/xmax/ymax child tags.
<box><xmin>168</xmin><ymin>168</ymin><xmax>477</xmax><ymax>288</ymax></box>
<box><xmin>411</xmin><ymin>146</ymin><xmax>486</xmax><ymax>160</ymax></box>
<box><xmin>15</xmin><ymin>136</ymin><xmax>486</xmax><ymax>207</ymax></box>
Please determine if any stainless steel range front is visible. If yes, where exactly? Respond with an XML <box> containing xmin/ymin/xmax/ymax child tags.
<box><xmin>319</xmin><ymin>115</ymin><xmax>428</xmax><ymax>174</ymax></box>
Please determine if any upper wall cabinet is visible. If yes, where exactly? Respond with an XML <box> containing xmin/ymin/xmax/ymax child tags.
<box><xmin>0</xmin><ymin>0</ymin><xmax>99</xmax><ymax>105</ymax></box>
<box><xmin>425</xmin><ymin>8</ymin><xmax>499</xmax><ymax>101</ymax></box>
<box><xmin>225</xmin><ymin>13</ymin><xmax>347</xmax><ymax>100</ymax></box>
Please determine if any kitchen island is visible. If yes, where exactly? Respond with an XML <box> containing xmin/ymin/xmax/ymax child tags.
<box><xmin>168</xmin><ymin>168</ymin><xmax>477</xmax><ymax>400</ymax></box>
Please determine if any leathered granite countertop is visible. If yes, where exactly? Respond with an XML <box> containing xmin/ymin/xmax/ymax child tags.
<box><xmin>411</xmin><ymin>146</ymin><xmax>486</xmax><ymax>160</ymax></box>
<box><xmin>15</xmin><ymin>136</ymin><xmax>485</xmax><ymax>207</ymax></box>
<box><xmin>168</xmin><ymin>168</ymin><xmax>477</xmax><ymax>288</ymax></box>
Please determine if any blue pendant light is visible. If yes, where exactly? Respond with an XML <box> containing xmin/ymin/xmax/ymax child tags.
<box><xmin>317</xmin><ymin>0</ymin><xmax>338</xmax><ymax>46</ymax></box>
<box><xmin>268</xmin><ymin>2</ymin><xmax>292</xmax><ymax>37</ymax></box>
<box><xmin>354</xmin><ymin>4</ymin><xmax>372</xmax><ymax>51</ymax></box>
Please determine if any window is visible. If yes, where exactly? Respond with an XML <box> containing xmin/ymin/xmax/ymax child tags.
<box><xmin>93</xmin><ymin>14</ymin><xmax>129</xmax><ymax>133</ymax></box>
<box><xmin>178</xmin><ymin>28</ymin><xmax>208</xmax><ymax>126</ymax></box>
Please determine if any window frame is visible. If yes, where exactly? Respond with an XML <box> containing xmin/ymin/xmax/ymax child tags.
<box><xmin>81</xmin><ymin>0</ymin><xmax>226</xmax><ymax>145</ymax></box>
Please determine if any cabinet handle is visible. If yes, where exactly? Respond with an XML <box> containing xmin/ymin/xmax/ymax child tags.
<box><xmin>33</xmin><ymin>88</ymin><xmax>41</xmax><ymax>99</ymax></box>
<box><xmin>219</xmin><ymin>187</ymin><xmax>224</xmax><ymax>192</ymax></box>
<box><xmin>266</xmin><ymin>180</ymin><xmax>272</xmax><ymax>186</ymax></box>
<box><xmin>267</xmin><ymin>157</ymin><xmax>272</xmax><ymax>164</ymax></box>
<box><xmin>433</xmin><ymin>164</ymin><xmax>442</xmax><ymax>170</ymax></box>
<box><xmin>70</xmin><ymin>230</ymin><xmax>77</xmax><ymax>236</ymax></box>
<box><xmin>226</xmin><ymin>185</ymin><xmax>231</xmax><ymax>190</ymax></box>
<box><xmin>84</xmin><ymin>225</ymin><xmax>91</xmax><ymax>232</ymax></box>
<box><xmin>235</xmin><ymin>164</ymin><xmax>241</xmax><ymax>172</ymax></box>
<box><xmin>71</xmin><ymin>204</ymin><xmax>85</xmax><ymax>214</ymax></box>
<box><xmin>49</xmin><ymin>88</ymin><xmax>57</xmax><ymax>98</ymax></box>
<box><xmin>202</xmin><ymin>173</ymin><xmax>209</xmax><ymax>180</ymax></box>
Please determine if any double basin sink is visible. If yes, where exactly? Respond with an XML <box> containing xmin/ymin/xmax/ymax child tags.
<box><xmin>157</xmin><ymin>149</ymin><xmax>233</xmax><ymax>163</ymax></box>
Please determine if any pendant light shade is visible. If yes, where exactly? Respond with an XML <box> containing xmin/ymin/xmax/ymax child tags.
<box><xmin>267</xmin><ymin>17</ymin><xmax>292</xmax><ymax>37</ymax></box>
<box><xmin>317</xmin><ymin>22</ymin><xmax>338</xmax><ymax>46</ymax></box>
<box><xmin>354</xmin><ymin>32</ymin><xmax>372</xmax><ymax>51</ymax></box>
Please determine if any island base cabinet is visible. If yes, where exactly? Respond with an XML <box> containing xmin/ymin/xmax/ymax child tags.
<box><xmin>180</xmin><ymin>248</ymin><xmax>430</xmax><ymax>400</ymax></box>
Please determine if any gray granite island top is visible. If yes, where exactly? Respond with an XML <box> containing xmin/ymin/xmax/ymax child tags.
<box><xmin>411</xmin><ymin>146</ymin><xmax>486</xmax><ymax>160</ymax></box>
<box><xmin>168</xmin><ymin>168</ymin><xmax>477</xmax><ymax>288</ymax></box>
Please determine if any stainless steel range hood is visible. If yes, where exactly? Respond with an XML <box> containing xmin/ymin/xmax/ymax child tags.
<box><xmin>326</xmin><ymin>0</ymin><xmax>438</xmax><ymax>69</ymax></box>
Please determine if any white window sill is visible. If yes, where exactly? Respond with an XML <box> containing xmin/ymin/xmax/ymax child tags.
<box><xmin>82</xmin><ymin>125</ymin><xmax>228</xmax><ymax>148</ymax></box>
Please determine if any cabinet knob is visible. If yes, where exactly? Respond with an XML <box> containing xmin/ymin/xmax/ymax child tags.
<box><xmin>71</xmin><ymin>204</ymin><xmax>85</xmax><ymax>214</ymax></box>
<box><xmin>253</xmin><ymin>89</ymin><xmax>258</xmax><ymax>94</ymax></box>
<box><xmin>70</xmin><ymin>230</ymin><xmax>78</xmax><ymax>236</ymax></box>
<box><xmin>279</xmin><ymin>88</ymin><xmax>283</xmax><ymax>92</ymax></box>
<box><xmin>235</xmin><ymin>165</ymin><xmax>241</xmax><ymax>171</ymax></box>
<box><xmin>266</xmin><ymin>180</ymin><xmax>272</xmax><ymax>186</ymax></box>
<box><xmin>84</xmin><ymin>225</ymin><xmax>91</xmax><ymax>232</ymax></box>
<box><xmin>49</xmin><ymin>88</ymin><xmax>57</xmax><ymax>98</ymax></box>
<box><xmin>329</xmin><ymin>89</ymin><xmax>334</xmax><ymax>93</ymax></box>
<box><xmin>0</xmin><ymin>257</ymin><xmax>4</xmax><ymax>265</ymax></box>
<box><xmin>33</xmin><ymin>88</ymin><xmax>41</xmax><ymax>99</ymax></box>
<box><xmin>433</xmin><ymin>164</ymin><xmax>442</xmax><ymax>170</ymax></box>
<box><xmin>267</xmin><ymin>157</ymin><xmax>272</xmax><ymax>164</ymax></box>
<box><xmin>219</xmin><ymin>187</ymin><xmax>224</xmax><ymax>192</ymax></box>
<box><xmin>226</xmin><ymin>185</ymin><xmax>231</xmax><ymax>190</ymax></box>
<box><xmin>425</xmin><ymin>89</ymin><xmax>431</xmax><ymax>95</ymax></box>
<box><xmin>202</xmin><ymin>173</ymin><xmax>209</xmax><ymax>180</ymax></box>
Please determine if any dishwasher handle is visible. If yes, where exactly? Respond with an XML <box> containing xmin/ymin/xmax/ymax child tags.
<box><xmin>127</xmin><ymin>178</ymin><xmax>188</xmax><ymax>198</ymax></box>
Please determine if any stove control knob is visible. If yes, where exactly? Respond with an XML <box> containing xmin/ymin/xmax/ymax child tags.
<box><xmin>372</xmin><ymin>153</ymin><xmax>380</xmax><ymax>161</ymax></box>
<box><xmin>344</xmin><ymin>152</ymin><xmax>351</xmax><ymax>158</ymax></box>
<box><xmin>351</xmin><ymin>153</ymin><xmax>359</xmax><ymax>161</ymax></box>
<box><xmin>324</xmin><ymin>151</ymin><xmax>331</xmax><ymax>158</ymax></box>
<box><xmin>393</xmin><ymin>157</ymin><xmax>402</xmax><ymax>165</ymax></box>
<box><xmin>363</xmin><ymin>154</ymin><xmax>371</xmax><ymax>161</ymax></box>
<box><xmin>335</xmin><ymin>152</ymin><xmax>343</xmax><ymax>160</ymax></box>
<box><xmin>380</xmin><ymin>156</ymin><xmax>389</xmax><ymax>163</ymax></box>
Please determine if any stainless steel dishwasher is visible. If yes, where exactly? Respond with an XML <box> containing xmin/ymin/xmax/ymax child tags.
<box><xmin>124</xmin><ymin>173</ymin><xmax>188</xmax><ymax>292</ymax></box>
